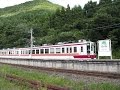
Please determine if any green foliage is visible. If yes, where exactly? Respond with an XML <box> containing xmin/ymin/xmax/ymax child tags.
<box><xmin>88</xmin><ymin>83</ymin><xmax>120</xmax><ymax>90</ymax></box>
<box><xmin>108</xmin><ymin>29</ymin><xmax>120</xmax><ymax>49</ymax></box>
<box><xmin>99</xmin><ymin>0</ymin><xmax>112</xmax><ymax>5</ymax></box>
<box><xmin>84</xmin><ymin>1</ymin><xmax>97</xmax><ymax>17</ymax></box>
<box><xmin>113</xmin><ymin>49</ymin><xmax>120</xmax><ymax>59</ymax></box>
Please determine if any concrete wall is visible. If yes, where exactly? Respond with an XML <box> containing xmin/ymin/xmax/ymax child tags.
<box><xmin>0</xmin><ymin>58</ymin><xmax>120</xmax><ymax>73</ymax></box>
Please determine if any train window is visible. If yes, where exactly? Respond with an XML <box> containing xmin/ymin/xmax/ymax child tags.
<box><xmin>23</xmin><ymin>51</ymin><xmax>25</xmax><ymax>54</ymax></box>
<box><xmin>24</xmin><ymin>50</ymin><xmax>27</xmax><ymax>54</ymax></box>
<box><xmin>22</xmin><ymin>51</ymin><xmax>24</xmax><ymax>54</ymax></box>
<box><xmin>50</xmin><ymin>48</ymin><xmax>54</xmax><ymax>53</ymax></box>
<box><xmin>29</xmin><ymin>50</ymin><xmax>31</xmax><ymax>54</ymax></box>
<box><xmin>24</xmin><ymin>51</ymin><xmax>26</xmax><ymax>54</ymax></box>
<box><xmin>91</xmin><ymin>44</ymin><xmax>94</xmax><ymax>51</ymax></box>
<box><xmin>81</xmin><ymin>47</ymin><xmax>83</xmax><ymax>52</ymax></box>
<box><xmin>32</xmin><ymin>50</ymin><xmax>35</xmax><ymax>54</ymax></box>
<box><xmin>74</xmin><ymin>47</ymin><xmax>77</xmax><ymax>52</ymax></box>
<box><xmin>5</xmin><ymin>52</ymin><xmax>7</xmax><ymax>55</ymax></box>
<box><xmin>26</xmin><ymin>50</ymin><xmax>29</xmax><ymax>54</ymax></box>
<box><xmin>62</xmin><ymin>48</ymin><xmax>64</xmax><ymax>53</ymax></box>
<box><xmin>45</xmin><ymin>49</ymin><xmax>49</xmax><ymax>54</ymax></box>
<box><xmin>36</xmin><ymin>50</ymin><xmax>39</xmax><ymax>54</ymax></box>
<box><xmin>11</xmin><ymin>51</ymin><xmax>13</xmax><ymax>54</ymax></box>
<box><xmin>16</xmin><ymin>51</ymin><xmax>19</xmax><ymax>54</ymax></box>
<box><xmin>70</xmin><ymin>47</ymin><xmax>72</xmax><ymax>53</ymax></box>
<box><xmin>21</xmin><ymin>51</ymin><xmax>23</xmax><ymax>54</ymax></box>
<box><xmin>56</xmin><ymin>48</ymin><xmax>61</xmax><ymax>53</ymax></box>
<box><xmin>14</xmin><ymin>51</ymin><xmax>16</xmax><ymax>54</ymax></box>
<box><xmin>66</xmin><ymin>48</ymin><xmax>69</xmax><ymax>53</ymax></box>
<box><xmin>27</xmin><ymin>50</ymin><xmax>29</xmax><ymax>54</ymax></box>
<box><xmin>40</xmin><ymin>49</ymin><xmax>44</xmax><ymax>54</ymax></box>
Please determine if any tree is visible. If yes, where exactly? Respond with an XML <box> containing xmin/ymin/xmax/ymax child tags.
<box><xmin>99</xmin><ymin>0</ymin><xmax>112</xmax><ymax>5</ymax></box>
<box><xmin>66</xmin><ymin>4</ymin><xmax>70</xmax><ymax>11</ymax></box>
<box><xmin>84</xmin><ymin>1</ymin><xmax>97</xmax><ymax>18</ymax></box>
<box><xmin>72</xmin><ymin>5</ymin><xmax>83</xmax><ymax>20</ymax></box>
<box><xmin>108</xmin><ymin>29</ymin><xmax>120</xmax><ymax>49</ymax></box>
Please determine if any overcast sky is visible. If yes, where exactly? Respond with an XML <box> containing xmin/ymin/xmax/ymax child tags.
<box><xmin>48</xmin><ymin>0</ymin><xmax>99</xmax><ymax>8</ymax></box>
<box><xmin>0</xmin><ymin>0</ymin><xmax>99</xmax><ymax>8</ymax></box>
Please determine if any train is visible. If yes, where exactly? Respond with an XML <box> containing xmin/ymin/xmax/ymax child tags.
<box><xmin>0</xmin><ymin>39</ymin><xmax>96</xmax><ymax>60</ymax></box>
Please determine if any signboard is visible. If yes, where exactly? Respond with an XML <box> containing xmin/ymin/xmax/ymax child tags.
<box><xmin>98</xmin><ymin>39</ymin><xmax>112</xmax><ymax>59</ymax></box>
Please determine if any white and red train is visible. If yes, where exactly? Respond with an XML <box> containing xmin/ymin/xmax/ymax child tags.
<box><xmin>0</xmin><ymin>40</ymin><xmax>96</xmax><ymax>60</ymax></box>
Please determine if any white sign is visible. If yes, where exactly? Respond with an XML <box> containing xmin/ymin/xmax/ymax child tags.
<box><xmin>98</xmin><ymin>39</ymin><xmax>112</xmax><ymax>59</ymax></box>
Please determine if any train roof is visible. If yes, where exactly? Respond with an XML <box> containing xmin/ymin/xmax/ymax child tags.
<box><xmin>32</xmin><ymin>40</ymin><xmax>94</xmax><ymax>49</ymax></box>
<box><xmin>1</xmin><ymin>40</ymin><xmax>94</xmax><ymax>50</ymax></box>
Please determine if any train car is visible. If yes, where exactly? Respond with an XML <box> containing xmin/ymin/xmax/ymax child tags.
<box><xmin>0</xmin><ymin>40</ymin><xmax>96</xmax><ymax>60</ymax></box>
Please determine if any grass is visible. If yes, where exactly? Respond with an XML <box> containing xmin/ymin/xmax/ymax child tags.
<box><xmin>0</xmin><ymin>65</ymin><xmax>120</xmax><ymax>90</ymax></box>
<box><xmin>0</xmin><ymin>76</ymin><xmax>30</xmax><ymax>90</ymax></box>
<box><xmin>88</xmin><ymin>83</ymin><xmax>120</xmax><ymax>90</ymax></box>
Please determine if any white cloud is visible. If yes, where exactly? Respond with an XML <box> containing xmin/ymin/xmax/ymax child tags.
<box><xmin>0</xmin><ymin>0</ymin><xmax>33</xmax><ymax>8</ymax></box>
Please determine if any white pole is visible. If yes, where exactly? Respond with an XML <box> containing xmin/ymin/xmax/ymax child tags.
<box><xmin>95</xmin><ymin>42</ymin><xmax>97</xmax><ymax>59</ymax></box>
<box><xmin>30</xmin><ymin>28</ymin><xmax>33</xmax><ymax>58</ymax></box>
<box><xmin>97</xmin><ymin>41</ymin><xmax>99</xmax><ymax>59</ymax></box>
<box><xmin>110</xmin><ymin>39</ymin><xmax>112</xmax><ymax>59</ymax></box>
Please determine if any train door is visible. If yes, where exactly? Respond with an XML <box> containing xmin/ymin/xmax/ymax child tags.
<box><xmin>87</xmin><ymin>43</ymin><xmax>90</xmax><ymax>55</ymax></box>
<box><xmin>90</xmin><ymin>43</ymin><xmax>95</xmax><ymax>55</ymax></box>
<box><xmin>87</xmin><ymin>42</ymin><xmax>95</xmax><ymax>55</ymax></box>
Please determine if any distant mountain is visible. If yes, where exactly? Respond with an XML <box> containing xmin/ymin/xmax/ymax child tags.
<box><xmin>0</xmin><ymin>0</ymin><xmax>61</xmax><ymax>48</ymax></box>
<box><xmin>0</xmin><ymin>0</ymin><xmax>60</xmax><ymax>17</ymax></box>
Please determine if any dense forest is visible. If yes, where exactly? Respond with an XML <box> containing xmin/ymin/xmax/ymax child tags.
<box><xmin>0</xmin><ymin>0</ymin><xmax>120</xmax><ymax>58</ymax></box>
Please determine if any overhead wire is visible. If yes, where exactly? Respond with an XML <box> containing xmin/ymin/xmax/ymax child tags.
<box><xmin>92</xmin><ymin>23</ymin><xmax>120</xmax><ymax>30</ymax></box>
<box><xmin>84</xmin><ymin>23</ymin><xmax>120</xmax><ymax>31</ymax></box>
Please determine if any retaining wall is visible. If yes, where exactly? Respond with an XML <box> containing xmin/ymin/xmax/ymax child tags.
<box><xmin>0</xmin><ymin>58</ymin><xmax>120</xmax><ymax>73</ymax></box>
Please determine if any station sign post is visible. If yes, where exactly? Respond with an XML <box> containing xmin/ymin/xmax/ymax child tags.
<box><xmin>98</xmin><ymin>39</ymin><xmax>112</xmax><ymax>59</ymax></box>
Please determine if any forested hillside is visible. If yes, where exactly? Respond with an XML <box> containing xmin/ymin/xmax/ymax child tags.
<box><xmin>0</xmin><ymin>0</ymin><xmax>120</xmax><ymax>58</ymax></box>
<box><xmin>0</xmin><ymin>0</ymin><xmax>60</xmax><ymax>48</ymax></box>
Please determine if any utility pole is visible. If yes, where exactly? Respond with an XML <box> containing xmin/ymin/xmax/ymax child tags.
<box><xmin>30</xmin><ymin>28</ymin><xmax>33</xmax><ymax>58</ymax></box>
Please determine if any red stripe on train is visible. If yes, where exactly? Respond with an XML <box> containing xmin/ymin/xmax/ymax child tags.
<box><xmin>74</xmin><ymin>55</ymin><xmax>96</xmax><ymax>58</ymax></box>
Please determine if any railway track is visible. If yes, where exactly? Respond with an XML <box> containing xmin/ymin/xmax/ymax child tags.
<box><xmin>0</xmin><ymin>62</ymin><xmax>120</xmax><ymax>79</ymax></box>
